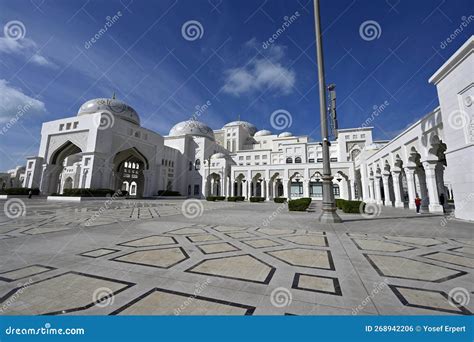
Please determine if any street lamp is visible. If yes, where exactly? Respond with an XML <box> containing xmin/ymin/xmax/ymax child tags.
<box><xmin>313</xmin><ymin>0</ymin><xmax>342</xmax><ymax>223</ymax></box>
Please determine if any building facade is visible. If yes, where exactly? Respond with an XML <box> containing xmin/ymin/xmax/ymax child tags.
<box><xmin>18</xmin><ymin>36</ymin><xmax>473</xmax><ymax>220</ymax></box>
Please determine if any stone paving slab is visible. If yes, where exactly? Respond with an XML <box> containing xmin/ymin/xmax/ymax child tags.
<box><xmin>0</xmin><ymin>199</ymin><xmax>472</xmax><ymax>316</ymax></box>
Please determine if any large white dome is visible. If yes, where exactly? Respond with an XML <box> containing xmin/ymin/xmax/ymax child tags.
<box><xmin>169</xmin><ymin>120</ymin><xmax>215</xmax><ymax>140</ymax></box>
<box><xmin>223</xmin><ymin>120</ymin><xmax>257</xmax><ymax>135</ymax></box>
<box><xmin>78</xmin><ymin>98</ymin><xmax>140</xmax><ymax>126</ymax></box>
<box><xmin>254</xmin><ymin>129</ymin><xmax>272</xmax><ymax>137</ymax></box>
<box><xmin>278</xmin><ymin>132</ymin><xmax>293</xmax><ymax>138</ymax></box>
<box><xmin>211</xmin><ymin>152</ymin><xmax>227</xmax><ymax>159</ymax></box>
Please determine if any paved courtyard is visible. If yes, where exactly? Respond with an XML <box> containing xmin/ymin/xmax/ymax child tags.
<box><xmin>0</xmin><ymin>198</ymin><xmax>472</xmax><ymax>316</ymax></box>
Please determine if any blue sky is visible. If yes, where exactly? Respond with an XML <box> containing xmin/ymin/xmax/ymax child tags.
<box><xmin>0</xmin><ymin>0</ymin><xmax>472</xmax><ymax>170</ymax></box>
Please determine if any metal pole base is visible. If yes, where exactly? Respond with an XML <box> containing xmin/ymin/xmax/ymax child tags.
<box><xmin>318</xmin><ymin>209</ymin><xmax>342</xmax><ymax>223</ymax></box>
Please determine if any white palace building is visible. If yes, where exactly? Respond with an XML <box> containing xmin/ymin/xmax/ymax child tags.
<box><xmin>14</xmin><ymin>36</ymin><xmax>473</xmax><ymax>221</ymax></box>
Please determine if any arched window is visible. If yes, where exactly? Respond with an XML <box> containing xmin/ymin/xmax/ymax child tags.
<box><xmin>351</xmin><ymin>149</ymin><xmax>360</xmax><ymax>161</ymax></box>
<box><xmin>286</xmin><ymin>157</ymin><xmax>293</xmax><ymax>164</ymax></box>
<box><xmin>295</xmin><ymin>157</ymin><xmax>302</xmax><ymax>163</ymax></box>
<box><xmin>189</xmin><ymin>161</ymin><xmax>193</xmax><ymax>171</ymax></box>
<box><xmin>195</xmin><ymin>159</ymin><xmax>201</xmax><ymax>170</ymax></box>
<box><xmin>333</xmin><ymin>184</ymin><xmax>340</xmax><ymax>197</ymax></box>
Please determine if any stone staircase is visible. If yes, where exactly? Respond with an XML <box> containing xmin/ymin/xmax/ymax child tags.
<box><xmin>306</xmin><ymin>201</ymin><xmax>319</xmax><ymax>213</ymax></box>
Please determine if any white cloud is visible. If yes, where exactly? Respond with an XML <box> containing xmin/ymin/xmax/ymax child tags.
<box><xmin>0</xmin><ymin>79</ymin><xmax>46</xmax><ymax>123</ymax></box>
<box><xmin>0</xmin><ymin>37</ymin><xmax>55</xmax><ymax>68</ymax></box>
<box><xmin>222</xmin><ymin>43</ymin><xmax>295</xmax><ymax>96</ymax></box>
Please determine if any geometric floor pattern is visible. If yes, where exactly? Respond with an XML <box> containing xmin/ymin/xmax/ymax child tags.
<box><xmin>0</xmin><ymin>199</ymin><xmax>472</xmax><ymax>316</ymax></box>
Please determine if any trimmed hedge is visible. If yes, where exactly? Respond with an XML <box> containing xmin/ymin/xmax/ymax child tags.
<box><xmin>336</xmin><ymin>199</ymin><xmax>365</xmax><ymax>213</ymax></box>
<box><xmin>63</xmin><ymin>188</ymin><xmax>116</xmax><ymax>197</ymax></box>
<box><xmin>274</xmin><ymin>197</ymin><xmax>287</xmax><ymax>203</ymax></box>
<box><xmin>250</xmin><ymin>197</ymin><xmax>265</xmax><ymax>202</ymax></box>
<box><xmin>227</xmin><ymin>196</ymin><xmax>245</xmax><ymax>202</ymax></box>
<box><xmin>288</xmin><ymin>197</ymin><xmax>312</xmax><ymax>211</ymax></box>
<box><xmin>206</xmin><ymin>196</ymin><xmax>225</xmax><ymax>201</ymax></box>
<box><xmin>0</xmin><ymin>188</ymin><xmax>40</xmax><ymax>195</ymax></box>
<box><xmin>157</xmin><ymin>190</ymin><xmax>181</xmax><ymax>196</ymax></box>
<box><xmin>335</xmin><ymin>199</ymin><xmax>345</xmax><ymax>209</ymax></box>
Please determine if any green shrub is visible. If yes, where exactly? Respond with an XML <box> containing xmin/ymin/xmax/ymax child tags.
<box><xmin>206</xmin><ymin>196</ymin><xmax>217</xmax><ymax>201</ymax></box>
<box><xmin>338</xmin><ymin>200</ymin><xmax>364</xmax><ymax>213</ymax></box>
<box><xmin>0</xmin><ymin>188</ymin><xmax>40</xmax><ymax>195</ymax></box>
<box><xmin>215</xmin><ymin>196</ymin><xmax>226</xmax><ymax>201</ymax></box>
<box><xmin>62</xmin><ymin>188</ymin><xmax>116</xmax><ymax>197</ymax></box>
<box><xmin>335</xmin><ymin>199</ymin><xmax>345</xmax><ymax>209</ymax></box>
<box><xmin>250</xmin><ymin>197</ymin><xmax>265</xmax><ymax>202</ymax></box>
<box><xmin>235</xmin><ymin>196</ymin><xmax>245</xmax><ymax>201</ymax></box>
<box><xmin>288</xmin><ymin>197</ymin><xmax>312</xmax><ymax>211</ymax></box>
<box><xmin>157</xmin><ymin>190</ymin><xmax>181</xmax><ymax>196</ymax></box>
<box><xmin>227</xmin><ymin>197</ymin><xmax>237</xmax><ymax>202</ymax></box>
<box><xmin>274</xmin><ymin>197</ymin><xmax>287</xmax><ymax>203</ymax></box>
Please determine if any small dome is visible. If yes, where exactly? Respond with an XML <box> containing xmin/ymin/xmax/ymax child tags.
<box><xmin>78</xmin><ymin>98</ymin><xmax>140</xmax><ymax>125</ymax></box>
<box><xmin>169</xmin><ymin>120</ymin><xmax>215</xmax><ymax>140</ymax></box>
<box><xmin>223</xmin><ymin>120</ymin><xmax>257</xmax><ymax>135</ymax></box>
<box><xmin>254</xmin><ymin>129</ymin><xmax>272</xmax><ymax>137</ymax></box>
<box><xmin>211</xmin><ymin>152</ymin><xmax>226</xmax><ymax>159</ymax></box>
<box><xmin>278</xmin><ymin>132</ymin><xmax>293</xmax><ymax>138</ymax></box>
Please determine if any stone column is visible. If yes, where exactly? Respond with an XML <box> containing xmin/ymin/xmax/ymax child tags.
<box><xmin>423</xmin><ymin>161</ymin><xmax>444</xmax><ymax>213</ymax></box>
<box><xmin>368</xmin><ymin>178</ymin><xmax>375</xmax><ymax>202</ymax></box>
<box><xmin>303</xmin><ymin>180</ymin><xmax>310</xmax><ymax>198</ymax></box>
<box><xmin>283</xmin><ymin>178</ymin><xmax>289</xmax><ymax>199</ymax></box>
<box><xmin>231</xmin><ymin>180</ymin><xmax>235</xmax><ymax>197</ymax></box>
<box><xmin>415</xmin><ymin>167</ymin><xmax>429</xmax><ymax>212</ymax></box>
<box><xmin>405</xmin><ymin>167</ymin><xmax>417</xmax><ymax>209</ymax></box>
<box><xmin>244</xmin><ymin>181</ymin><xmax>249</xmax><ymax>200</ymax></box>
<box><xmin>382</xmin><ymin>173</ymin><xmax>391</xmax><ymax>206</ymax></box>
<box><xmin>374</xmin><ymin>176</ymin><xmax>383</xmax><ymax>205</ymax></box>
<box><xmin>348</xmin><ymin>179</ymin><xmax>354</xmax><ymax>200</ymax></box>
<box><xmin>361</xmin><ymin>165</ymin><xmax>370</xmax><ymax>202</ymax></box>
<box><xmin>273</xmin><ymin>181</ymin><xmax>277</xmax><ymax>198</ymax></box>
<box><xmin>391</xmin><ymin>169</ymin><xmax>404</xmax><ymax>208</ymax></box>
<box><xmin>266</xmin><ymin>180</ymin><xmax>271</xmax><ymax>201</ymax></box>
<box><xmin>202</xmin><ymin>179</ymin><xmax>207</xmax><ymax>198</ymax></box>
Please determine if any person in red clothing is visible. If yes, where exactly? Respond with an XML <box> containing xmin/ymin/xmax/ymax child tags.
<box><xmin>415</xmin><ymin>195</ymin><xmax>422</xmax><ymax>214</ymax></box>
